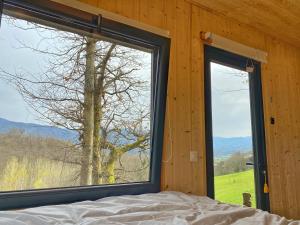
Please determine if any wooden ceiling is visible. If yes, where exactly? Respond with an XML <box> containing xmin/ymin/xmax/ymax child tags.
<box><xmin>190</xmin><ymin>0</ymin><xmax>300</xmax><ymax>48</ymax></box>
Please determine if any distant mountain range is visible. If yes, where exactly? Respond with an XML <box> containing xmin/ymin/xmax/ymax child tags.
<box><xmin>0</xmin><ymin>117</ymin><xmax>78</xmax><ymax>142</ymax></box>
<box><xmin>213</xmin><ymin>136</ymin><xmax>252</xmax><ymax>158</ymax></box>
<box><xmin>0</xmin><ymin>117</ymin><xmax>252</xmax><ymax>157</ymax></box>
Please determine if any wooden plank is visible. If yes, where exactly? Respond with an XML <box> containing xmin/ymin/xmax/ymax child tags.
<box><xmin>190</xmin><ymin>5</ymin><xmax>206</xmax><ymax>195</ymax></box>
<box><xmin>160</xmin><ymin>0</ymin><xmax>177</xmax><ymax>191</ymax></box>
<box><xmin>166</xmin><ymin>0</ymin><xmax>193</xmax><ymax>193</ymax></box>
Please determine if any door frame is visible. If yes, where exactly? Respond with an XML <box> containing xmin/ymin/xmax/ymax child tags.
<box><xmin>204</xmin><ymin>45</ymin><xmax>270</xmax><ymax>211</ymax></box>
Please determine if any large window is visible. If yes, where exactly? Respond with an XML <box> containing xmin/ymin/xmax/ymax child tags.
<box><xmin>0</xmin><ymin>0</ymin><xmax>170</xmax><ymax>209</ymax></box>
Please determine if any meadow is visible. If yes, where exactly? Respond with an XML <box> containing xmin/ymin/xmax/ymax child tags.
<box><xmin>215</xmin><ymin>169</ymin><xmax>256</xmax><ymax>207</ymax></box>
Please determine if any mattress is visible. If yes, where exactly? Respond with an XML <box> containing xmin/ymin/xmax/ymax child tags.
<box><xmin>0</xmin><ymin>191</ymin><xmax>298</xmax><ymax>225</ymax></box>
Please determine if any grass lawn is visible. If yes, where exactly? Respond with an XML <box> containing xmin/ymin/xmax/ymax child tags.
<box><xmin>214</xmin><ymin>169</ymin><xmax>256</xmax><ymax>207</ymax></box>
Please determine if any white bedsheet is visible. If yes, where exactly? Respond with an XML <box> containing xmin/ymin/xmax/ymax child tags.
<box><xmin>0</xmin><ymin>191</ymin><xmax>299</xmax><ymax>225</ymax></box>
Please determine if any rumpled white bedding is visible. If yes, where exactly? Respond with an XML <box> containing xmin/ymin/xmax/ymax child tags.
<box><xmin>0</xmin><ymin>191</ymin><xmax>299</xmax><ymax>225</ymax></box>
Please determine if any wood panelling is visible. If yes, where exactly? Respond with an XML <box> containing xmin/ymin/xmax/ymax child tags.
<box><xmin>262</xmin><ymin>39</ymin><xmax>300</xmax><ymax>217</ymax></box>
<box><xmin>78</xmin><ymin>0</ymin><xmax>300</xmax><ymax>219</ymax></box>
<box><xmin>189</xmin><ymin>0</ymin><xmax>300</xmax><ymax>48</ymax></box>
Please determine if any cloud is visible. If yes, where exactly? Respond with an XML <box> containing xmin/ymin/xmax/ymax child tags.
<box><xmin>211</xmin><ymin>63</ymin><xmax>252</xmax><ymax>138</ymax></box>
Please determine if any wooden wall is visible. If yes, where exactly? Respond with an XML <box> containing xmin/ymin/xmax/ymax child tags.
<box><xmin>79</xmin><ymin>0</ymin><xmax>300</xmax><ymax>219</ymax></box>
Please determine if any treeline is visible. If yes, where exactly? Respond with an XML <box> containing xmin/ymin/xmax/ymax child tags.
<box><xmin>214</xmin><ymin>152</ymin><xmax>253</xmax><ymax>176</ymax></box>
<box><xmin>0</xmin><ymin>129</ymin><xmax>78</xmax><ymax>167</ymax></box>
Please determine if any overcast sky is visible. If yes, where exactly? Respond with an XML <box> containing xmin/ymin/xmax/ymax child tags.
<box><xmin>0</xmin><ymin>17</ymin><xmax>41</xmax><ymax>124</ymax></box>
<box><xmin>0</xmin><ymin>15</ymin><xmax>252</xmax><ymax>138</ymax></box>
<box><xmin>211</xmin><ymin>62</ymin><xmax>252</xmax><ymax>137</ymax></box>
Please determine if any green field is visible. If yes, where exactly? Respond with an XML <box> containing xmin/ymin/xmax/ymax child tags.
<box><xmin>215</xmin><ymin>169</ymin><xmax>256</xmax><ymax>207</ymax></box>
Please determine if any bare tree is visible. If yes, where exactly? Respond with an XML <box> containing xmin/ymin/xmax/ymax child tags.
<box><xmin>0</xmin><ymin>17</ymin><xmax>151</xmax><ymax>185</ymax></box>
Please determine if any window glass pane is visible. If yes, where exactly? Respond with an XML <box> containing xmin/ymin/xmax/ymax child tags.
<box><xmin>0</xmin><ymin>14</ymin><xmax>151</xmax><ymax>191</ymax></box>
<box><xmin>210</xmin><ymin>62</ymin><xmax>256</xmax><ymax>207</ymax></box>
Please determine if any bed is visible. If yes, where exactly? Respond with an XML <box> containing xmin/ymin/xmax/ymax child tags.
<box><xmin>0</xmin><ymin>191</ymin><xmax>298</xmax><ymax>225</ymax></box>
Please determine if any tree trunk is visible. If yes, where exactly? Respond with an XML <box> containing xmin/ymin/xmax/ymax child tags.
<box><xmin>80</xmin><ymin>38</ymin><xmax>96</xmax><ymax>186</ymax></box>
<box><xmin>92</xmin><ymin>81</ymin><xmax>102</xmax><ymax>185</ymax></box>
<box><xmin>92</xmin><ymin>43</ymin><xmax>116</xmax><ymax>185</ymax></box>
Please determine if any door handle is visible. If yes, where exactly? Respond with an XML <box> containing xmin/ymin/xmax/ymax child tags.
<box><xmin>246</xmin><ymin>162</ymin><xmax>254</xmax><ymax>166</ymax></box>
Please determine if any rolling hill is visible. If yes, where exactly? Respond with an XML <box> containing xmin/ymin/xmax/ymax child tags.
<box><xmin>213</xmin><ymin>136</ymin><xmax>252</xmax><ymax>158</ymax></box>
<box><xmin>0</xmin><ymin>117</ymin><xmax>78</xmax><ymax>142</ymax></box>
<box><xmin>0</xmin><ymin>117</ymin><xmax>252</xmax><ymax>157</ymax></box>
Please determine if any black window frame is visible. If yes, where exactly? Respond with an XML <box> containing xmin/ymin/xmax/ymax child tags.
<box><xmin>204</xmin><ymin>45</ymin><xmax>270</xmax><ymax>211</ymax></box>
<box><xmin>0</xmin><ymin>0</ymin><xmax>170</xmax><ymax>210</ymax></box>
